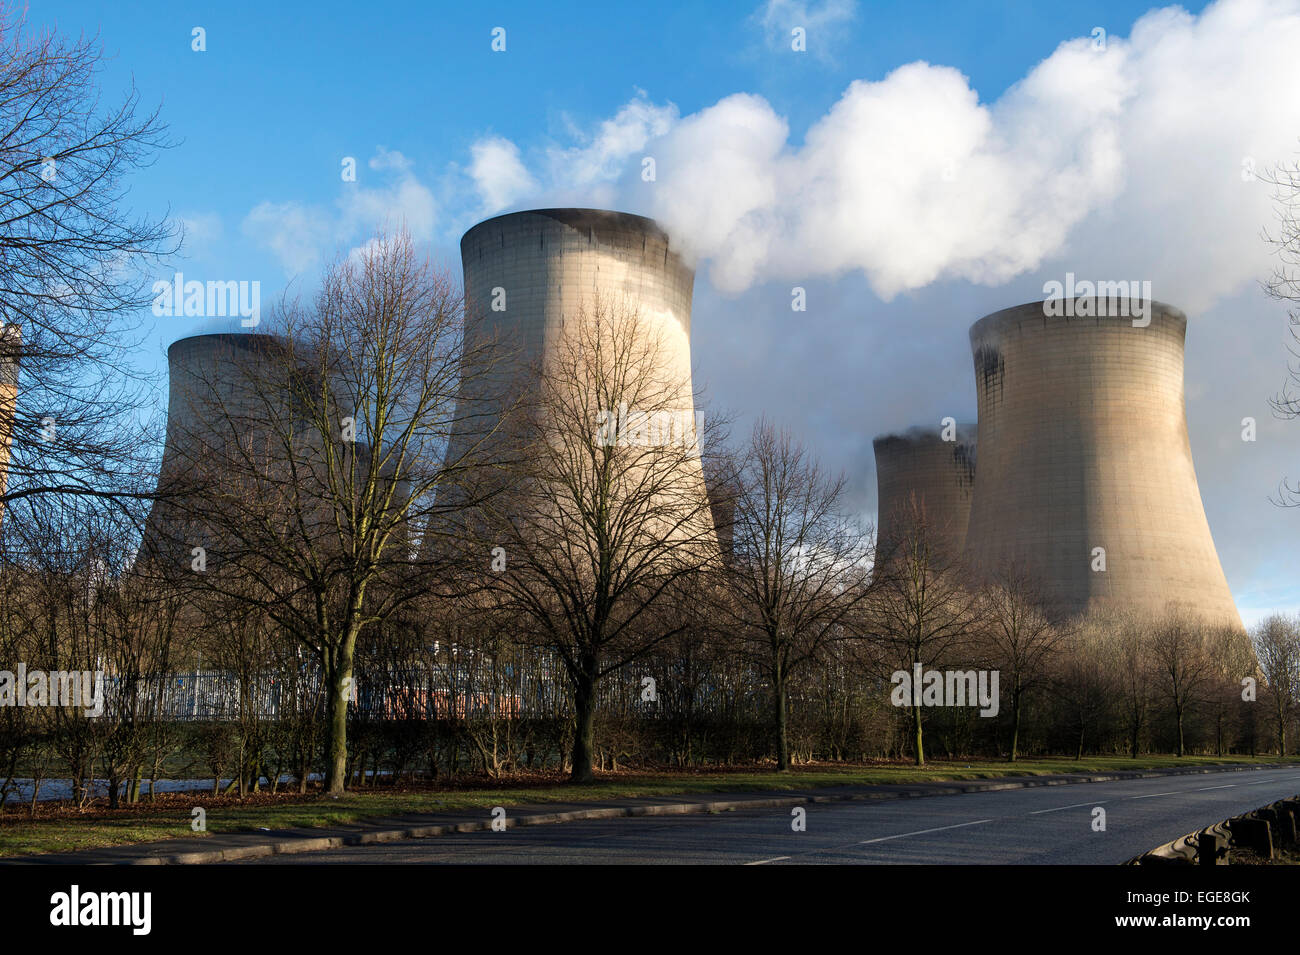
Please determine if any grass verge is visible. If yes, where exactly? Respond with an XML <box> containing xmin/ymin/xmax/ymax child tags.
<box><xmin>3</xmin><ymin>754</ymin><xmax>1296</xmax><ymax>858</ymax></box>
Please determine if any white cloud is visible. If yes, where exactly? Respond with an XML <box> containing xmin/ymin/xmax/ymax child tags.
<box><xmin>340</xmin><ymin>147</ymin><xmax>437</xmax><ymax>242</ymax></box>
<box><xmin>546</xmin><ymin>92</ymin><xmax>679</xmax><ymax>189</ymax></box>
<box><xmin>622</xmin><ymin>47</ymin><xmax>1132</xmax><ymax>295</ymax></box>
<box><xmin>242</xmin><ymin>148</ymin><xmax>437</xmax><ymax>275</ymax></box>
<box><xmin>242</xmin><ymin>200</ymin><xmax>331</xmax><ymax>276</ymax></box>
<box><xmin>493</xmin><ymin>0</ymin><xmax>1300</xmax><ymax>310</ymax></box>
<box><xmin>469</xmin><ymin>136</ymin><xmax>537</xmax><ymax>214</ymax></box>
<box><xmin>179</xmin><ymin>212</ymin><xmax>224</xmax><ymax>256</ymax></box>
<box><xmin>752</xmin><ymin>0</ymin><xmax>857</xmax><ymax>59</ymax></box>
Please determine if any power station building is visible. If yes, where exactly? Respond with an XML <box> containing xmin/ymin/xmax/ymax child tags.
<box><xmin>873</xmin><ymin>424</ymin><xmax>975</xmax><ymax>565</ymax></box>
<box><xmin>961</xmin><ymin>299</ymin><xmax>1242</xmax><ymax>627</ymax></box>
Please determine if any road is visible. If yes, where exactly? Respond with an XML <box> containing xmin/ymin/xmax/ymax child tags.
<box><xmin>235</xmin><ymin>766</ymin><xmax>1300</xmax><ymax>865</ymax></box>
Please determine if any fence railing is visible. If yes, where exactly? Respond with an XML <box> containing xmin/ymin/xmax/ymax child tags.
<box><xmin>79</xmin><ymin>658</ymin><xmax>775</xmax><ymax>722</ymax></box>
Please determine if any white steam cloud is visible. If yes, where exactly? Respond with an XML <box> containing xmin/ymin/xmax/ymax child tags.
<box><xmin>477</xmin><ymin>0</ymin><xmax>1300</xmax><ymax>311</ymax></box>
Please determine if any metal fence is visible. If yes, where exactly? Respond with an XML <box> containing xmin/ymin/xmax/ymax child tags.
<box><xmin>92</xmin><ymin>655</ymin><xmax>772</xmax><ymax>723</ymax></box>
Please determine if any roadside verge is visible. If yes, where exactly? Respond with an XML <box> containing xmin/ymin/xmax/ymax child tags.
<box><xmin>5</xmin><ymin>762</ymin><xmax>1286</xmax><ymax>865</ymax></box>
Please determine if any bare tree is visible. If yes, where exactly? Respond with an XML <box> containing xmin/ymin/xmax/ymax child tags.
<box><xmin>980</xmin><ymin>564</ymin><xmax>1064</xmax><ymax>761</ymax></box>
<box><xmin>1258</xmin><ymin>153</ymin><xmax>1300</xmax><ymax>504</ymax></box>
<box><xmin>0</xmin><ymin>9</ymin><xmax>176</xmax><ymax>520</ymax></box>
<box><xmin>716</xmin><ymin>419</ymin><xmax>872</xmax><ymax>771</ymax></box>
<box><xmin>482</xmin><ymin>294</ymin><xmax>720</xmax><ymax>783</ymax></box>
<box><xmin>1202</xmin><ymin>624</ymin><xmax>1257</xmax><ymax>757</ymax></box>
<box><xmin>870</xmin><ymin>495</ymin><xmax>983</xmax><ymax>766</ymax></box>
<box><xmin>1150</xmin><ymin>610</ymin><xmax>1216</xmax><ymax>757</ymax></box>
<box><xmin>1253</xmin><ymin>613</ymin><xmax>1299</xmax><ymax>755</ymax></box>
<box><xmin>151</xmin><ymin>230</ymin><xmax>491</xmax><ymax>794</ymax></box>
<box><xmin>1109</xmin><ymin>611</ymin><xmax>1156</xmax><ymax>758</ymax></box>
<box><xmin>1054</xmin><ymin>620</ymin><xmax>1116</xmax><ymax>760</ymax></box>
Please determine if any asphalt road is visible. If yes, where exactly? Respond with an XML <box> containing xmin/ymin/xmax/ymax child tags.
<box><xmin>236</xmin><ymin>766</ymin><xmax>1300</xmax><ymax>865</ymax></box>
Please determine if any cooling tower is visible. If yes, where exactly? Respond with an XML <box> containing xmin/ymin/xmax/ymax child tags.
<box><xmin>445</xmin><ymin>208</ymin><xmax>713</xmax><ymax>546</ymax></box>
<box><xmin>144</xmin><ymin>332</ymin><xmax>411</xmax><ymax>573</ymax></box>
<box><xmin>142</xmin><ymin>332</ymin><xmax>290</xmax><ymax>569</ymax></box>
<box><xmin>873</xmin><ymin>424</ymin><xmax>975</xmax><ymax>565</ymax></box>
<box><xmin>963</xmin><ymin>299</ymin><xmax>1242</xmax><ymax>628</ymax></box>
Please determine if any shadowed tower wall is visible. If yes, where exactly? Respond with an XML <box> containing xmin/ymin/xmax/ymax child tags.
<box><xmin>963</xmin><ymin>299</ymin><xmax>1241</xmax><ymax>627</ymax></box>
<box><xmin>873</xmin><ymin>424</ymin><xmax>976</xmax><ymax>564</ymax></box>
<box><xmin>143</xmin><ymin>332</ymin><xmax>406</xmax><ymax>573</ymax></box>
<box><xmin>141</xmin><ymin>333</ymin><xmax>288</xmax><ymax>569</ymax></box>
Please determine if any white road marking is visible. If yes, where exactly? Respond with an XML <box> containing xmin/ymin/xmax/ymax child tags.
<box><xmin>745</xmin><ymin>856</ymin><xmax>790</xmax><ymax>865</ymax></box>
<box><xmin>857</xmin><ymin>819</ymin><xmax>993</xmax><ymax>844</ymax></box>
<box><xmin>1030</xmin><ymin>801</ymin><xmax>1107</xmax><ymax>815</ymax></box>
<box><xmin>1128</xmin><ymin>791</ymin><xmax>1183</xmax><ymax>799</ymax></box>
<box><xmin>1195</xmin><ymin>784</ymin><xmax>1236</xmax><ymax>791</ymax></box>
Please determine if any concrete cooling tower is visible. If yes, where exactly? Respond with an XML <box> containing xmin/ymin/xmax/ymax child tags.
<box><xmin>142</xmin><ymin>333</ymin><xmax>289</xmax><ymax>568</ymax></box>
<box><xmin>145</xmin><ymin>333</ymin><xmax>413</xmax><ymax>573</ymax></box>
<box><xmin>446</xmin><ymin>208</ymin><xmax>714</xmax><ymax>546</ymax></box>
<box><xmin>873</xmin><ymin>424</ymin><xmax>976</xmax><ymax>565</ymax></box>
<box><xmin>963</xmin><ymin>299</ymin><xmax>1242</xmax><ymax>628</ymax></box>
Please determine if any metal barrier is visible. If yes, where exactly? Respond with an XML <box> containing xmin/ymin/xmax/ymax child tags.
<box><xmin>1126</xmin><ymin>796</ymin><xmax>1300</xmax><ymax>865</ymax></box>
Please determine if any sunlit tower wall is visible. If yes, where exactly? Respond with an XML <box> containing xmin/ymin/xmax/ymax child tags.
<box><xmin>872</xmin><ymin>424</ymin><xmax>976</xmax><ymax>565</ymax></box>
<box><xmin>963</xmin><ymin>299</ymin><xmax>1242</xmax><ymax>628</ymax></box>
<box><xmin>448</xmin><ymin>208</ymin><xmax>714</xmax><ymax>545</ymax></box>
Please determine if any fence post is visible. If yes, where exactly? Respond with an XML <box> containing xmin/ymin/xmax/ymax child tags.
<box><xmin>1199</xmin><ymin>831</ymin><xmax>1220</xmax><ymax>865</ymax></box>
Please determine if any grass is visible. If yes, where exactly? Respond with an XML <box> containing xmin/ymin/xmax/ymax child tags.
<box><xmin>1233</xmin><ymin>845</ymin><xmax>1300</xmax><ymax>865</ymax></box>
<box><xmin>2</xmin><ymin>753</ymin><xmax>1297</xmax><ymax>858</ymax></box>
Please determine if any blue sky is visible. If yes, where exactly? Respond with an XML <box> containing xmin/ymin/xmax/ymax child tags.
<box><xmin>31</xmin><ymin>0</ymin><xmax>1300</xmax><ymax>624</ymax></box>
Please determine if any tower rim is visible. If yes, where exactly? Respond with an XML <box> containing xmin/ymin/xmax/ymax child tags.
<box><xmin>459</xmin><ymin>207</ymin><xmax>673</xmax><ymax>255</ymax></box>
<box><xmin>968</xmin><ymin>298</ymin><xmax>1188</xmax><ymax>346</ymax></box>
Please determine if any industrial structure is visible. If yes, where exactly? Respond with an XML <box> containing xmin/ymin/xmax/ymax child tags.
<box><xmin>873</xmin><ymin>423</ymin><xmax>976</xmax><ymax>566</ymax></box>
<box><xmin>141</xmin><ymin>333</ymin><xmax>290</xmax><ymax>569</ymax></box>
<box><xmin>962</xmin><ymin>299</ymin><xmax>1242</xmax><ymax>627</ymax></box>
<box><xmin>143</xmin><ymin>331</ymin><xmax>405</xmax><ymax>573</ymax></box>
<box><xmin>445</xmin><ymin>208</ymin><xmax>715</xmax><ymax>546</ymax></box>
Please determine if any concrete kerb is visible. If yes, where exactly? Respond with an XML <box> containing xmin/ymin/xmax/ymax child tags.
<box><xmin>24</xmin><ymin>762</ymin><xmax>1289</xmax><ymax>866</ymax></box>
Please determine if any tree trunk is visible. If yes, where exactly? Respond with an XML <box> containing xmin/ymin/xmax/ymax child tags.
<box><xmin>324</xmin><ymin>641</ymin><xmax>356</xmax><ymax>795</ymax></box>
<box><xmin>1009</xmin><ymin>686</ymin><xmax>1022</xmax><ymax>762</ymax></box>
<box><xmin>1176</xmin><ymin>708</ymin><xmax>1185</xmax><ymax>758</ymax></box>
<box><xmin>570</xmin><ymin>667</ymin><xmax>597</xmax><ymax>784</ymax></box>
<box><xmin>775</xmin><ymin>678</ymin><xmax>790</xmax><ymax>772</ymax></box>
<box><xmin>912</xmin><ymin>702</ymin><xmax>925</xmax><ymax>766</ymax></box>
